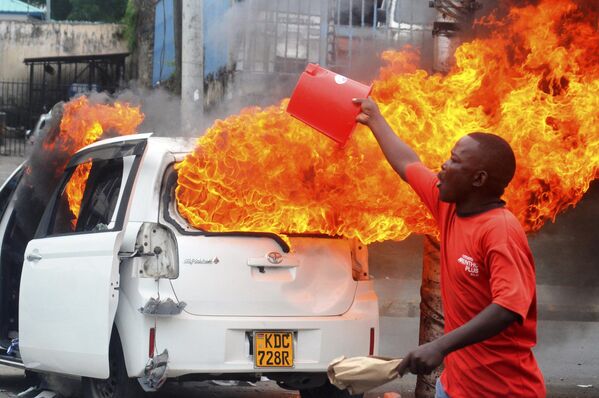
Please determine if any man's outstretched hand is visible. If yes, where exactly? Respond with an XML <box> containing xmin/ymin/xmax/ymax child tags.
<box><xmin>353</xmin><ymin>97</ymin><xmax>383</xmax><ymax>127</ymax></box>
<box><xmin>396</xmin><ymin>341</ymin><xmax>445</xmax><ymax>376</ymax></box>
<box><xmin>351</xmin><ymin>96</ymin><xmax>420</xmax><ymax>181</ymax></box>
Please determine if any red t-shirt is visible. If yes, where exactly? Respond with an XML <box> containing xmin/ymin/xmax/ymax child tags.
<box><xmin>406</xmin><ymin>163</ymin><xmax>546</xmax><ymax>398</ymax></box>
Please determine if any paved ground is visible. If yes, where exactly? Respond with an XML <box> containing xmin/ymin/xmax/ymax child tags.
<box><xmin>0</xmin><ymin>317</ymin><xmax>596</xmax><ymax>397</ymax></box>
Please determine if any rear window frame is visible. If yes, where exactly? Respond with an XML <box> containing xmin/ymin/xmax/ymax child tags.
<box><xmin>161</xmin><ymin>163</ymin><xmax>345</xmax><ymax>254</ymax></box>
<box><xmin>160</xmin><ymin>165</ymin><xmax>297</xmax><ymax>253</ymax></box>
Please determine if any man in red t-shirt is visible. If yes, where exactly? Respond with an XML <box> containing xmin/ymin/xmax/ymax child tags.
<box><xmin>354</xmin><ymin>97</ymin><xmax>546</xmax><ymax>397</ymax></box>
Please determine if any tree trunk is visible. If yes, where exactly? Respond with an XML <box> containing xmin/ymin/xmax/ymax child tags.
<box><xmin>415</xmin><ymin>235</ymin><xmax>444</xmax><ymax>398</ymax></box>
<box><xmin>133</xmin><ymin>0</ymin><xmax>156</xmax><ymax>88</ymax></box>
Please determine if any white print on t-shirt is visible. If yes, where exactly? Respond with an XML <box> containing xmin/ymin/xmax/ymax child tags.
<box><xmin>458</xmin><ymin>254</ymin><xmax>479</xmax><ymax>277</ymax></box>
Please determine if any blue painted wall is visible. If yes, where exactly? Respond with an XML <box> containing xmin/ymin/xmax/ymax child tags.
<box><xmin>203</xmin><ymin>0</ymin><xmax>230</xmax><ymax>77</ymax></box>
<box><xmin>152</xmin><ymin>0</ymin><xmax>176</xmax><ymax>86</ymax></box>
<box><xmin>152</xmin><ymin>0</ymin><xmax>231</xmax><ymax>86</ymax></box>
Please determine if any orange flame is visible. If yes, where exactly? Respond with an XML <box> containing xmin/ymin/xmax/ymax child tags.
<box><xmin>176</xmin><ymin>0</ymin><xmax>598</xmax><ymax>244</ymax></box>
<box><xmin>46</xmin><ymin>96</ymin><xmax>144</xmax><ymax>227</ymax></box>
<box><xmin>66</xmin><ymin>162</ymin><xmax>92</xmax><ymax>227</ymax></box>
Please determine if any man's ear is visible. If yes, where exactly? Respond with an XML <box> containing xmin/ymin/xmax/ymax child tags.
<box><xmin>472</xmin><ymin>170</ymin><xmax>488</xmax><ymax>188</ymax></box>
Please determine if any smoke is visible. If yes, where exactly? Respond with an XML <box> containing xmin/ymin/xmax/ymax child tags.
<box><xmin>199</xmin><ymin>0</ymin><xmax>442</xmax><ymax>128</ymax></box>
<box><xmin>116</xmin><ymin>85</ymin><xmax>184</xmax><ymax>137</ymax></box>
<box><xmin>44</xmin><ymin>0</ymin><xmax>449</xmax><ymax>141</ymax></box>
<box><xmin>201</xmin><ymin>0</ymin><xmax>300</xmax><ymax>120</ymax></box>
<box><xmin>13</xmin><ymin>101</ymin><xmax>67</xmax><ymax>240</ymax></box>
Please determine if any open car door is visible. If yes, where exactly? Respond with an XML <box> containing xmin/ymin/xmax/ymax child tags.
<box><xmin>19</xmin><ymin>140</ymin><xmax>146</xmax><ymax>378</ymax></box>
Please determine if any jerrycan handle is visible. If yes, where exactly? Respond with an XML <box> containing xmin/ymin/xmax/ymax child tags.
<box><xmin>305</xmin><ymin>63</ymin><xmax>321</xmax><ymax>76</ymax></box>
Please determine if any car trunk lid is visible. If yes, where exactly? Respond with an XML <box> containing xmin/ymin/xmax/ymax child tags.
<box><xmin>169</xmin><ymin>235</ymin><xmax>357</xmax><ymax>316</ymax></box>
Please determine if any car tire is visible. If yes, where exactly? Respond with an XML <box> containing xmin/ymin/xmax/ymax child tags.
<box><xmin>299</xmin><ymin>381</ymin><xmax>364</xmax><ymax>398</ymax></box>
<box><xmin>81</xmin><ymin>329</ymin><xmax>145</xmax><ymax>398</ymax></box>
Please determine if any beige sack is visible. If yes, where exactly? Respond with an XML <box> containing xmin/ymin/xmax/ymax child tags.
<box><xmin>327</xmin><ymin>356</ymin><xmax>402</xmax><ymax>394</ymax></box>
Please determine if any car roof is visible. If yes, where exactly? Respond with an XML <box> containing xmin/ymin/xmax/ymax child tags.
<box><xmin>75</xmin><ymin>133</ymin><xmax>196</xmax><ymax>155</ymax></box>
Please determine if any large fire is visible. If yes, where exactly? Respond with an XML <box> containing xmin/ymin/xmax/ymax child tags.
<box><xmin>45</xmin><ymin>96</ymin><xmax>144</xmax><ymax>225</ymax></box>
<box><xmin>175</xmin><ymin>0</ymin><xmax>598</xmax><ymax>244</ymax></box>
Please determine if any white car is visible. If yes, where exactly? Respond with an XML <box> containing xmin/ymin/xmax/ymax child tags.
<box><xmin>0</xmin><ymin>134</ymin><xmax>379</xmax><ymax>397</ymax></box>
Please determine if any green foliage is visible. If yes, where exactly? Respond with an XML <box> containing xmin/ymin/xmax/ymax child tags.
<box><xmin>121</xmin><ymin>0</ymin><xmax>138</xmax><ymax>51</ymax></box>
<box><xmin>22</xmin><ymin>0</ymin><xmax>71</xmax><ymax>19</ymax></box>
<box><xmin>67</xmin><ymin>0</ymin><xmax>127</xmax><ymax>22</ymax></box>
<box><xmin>51</xmin><ymin>0</ymin><xmax>73</xmax><ymax>20</ymax></box>
<box><xmin>42</xmin><ymin>0</ymin><xmax>128</xmax><ymax>22</ymax></box>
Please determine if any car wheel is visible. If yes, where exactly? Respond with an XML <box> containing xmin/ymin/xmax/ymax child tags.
<box><xmin>81</xmin><ymin>330</ymin><xmax>145</xmax><ymax>398</ymax></box>
<box><xmin>299</xmin><ymin>381</ymin><xmax>364</xmax><ymax>398</ymax></box>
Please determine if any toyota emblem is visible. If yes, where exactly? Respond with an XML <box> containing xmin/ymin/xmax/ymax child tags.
<box><xmin>267</xmin><ymin>252</ymin><xmax>283</xmax><ymax>264</ymax></box>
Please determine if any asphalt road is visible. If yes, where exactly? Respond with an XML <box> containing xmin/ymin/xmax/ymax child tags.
<box><xmin>0</xmin><ymin>318</ymin><xmax>597</xmax><ymax>397</ymax></box>
<box><xmin>0</xmin><ymin>365</ymin><xmax>412</xmax><ymax>398</ymax></box>
<box><xmin>0</xmin><ymin>370</ymin><xmax>597</xmax><ymax>398</ymax></box>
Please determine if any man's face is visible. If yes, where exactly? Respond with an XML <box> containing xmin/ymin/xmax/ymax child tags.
<box><xmin>437</xmin><ymin>136</ymin><xmax>483</xmax><ymax>203</ymax></box>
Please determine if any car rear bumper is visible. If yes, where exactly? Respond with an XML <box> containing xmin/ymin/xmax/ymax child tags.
<box><xmin>121</xmin><ymin>282</ymin><xmax>379</xmax><ymax>377</ymax></box>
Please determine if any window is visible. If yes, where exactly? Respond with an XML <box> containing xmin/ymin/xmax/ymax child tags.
<box><xmin>48</xmin><ymin>158</ymin><xmax>124</xmax><ymax>235</ymax></box>
<box><xmin>337</xmin><ymin>0</ymin><xmax>385</xmax><ymax>27</ymax></box>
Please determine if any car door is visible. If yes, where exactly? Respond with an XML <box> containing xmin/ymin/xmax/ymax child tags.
<box><xmin>19</xmin><ymin>140</ymin><xmax>146</xmax><ymax>378</ymax></box>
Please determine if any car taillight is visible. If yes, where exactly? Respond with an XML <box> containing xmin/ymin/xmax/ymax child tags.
<box><xmin>149</xmin><ymin>327</ymin><xmax>156</xmax><ymax>358</ymax></box>
<box><xmin>369</xmin><ymin>327</ymin><xmax>375</xmax><ymax>356</ymax></box>
<box><xmin>132</xmin><ymin>222</ymin><xmax>179</xmax><ymax>279</ymax></box>
<box><xmin>351</xmin><ymin>239</ymin><xmax>370</xmax><ymax>281</ymax></box>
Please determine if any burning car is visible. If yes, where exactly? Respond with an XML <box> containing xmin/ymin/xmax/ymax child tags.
<box><xmin>1</xmin><ymin>1</ymin><xmax>594</xmax><ymax>395</ymax></box>
<box><xmin>0</xmin><ymin>133</ymin><xmax>378</xmax><ymax>397</ymax></box>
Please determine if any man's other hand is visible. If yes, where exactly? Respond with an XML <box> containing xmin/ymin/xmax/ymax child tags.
<box><xmin>353</xmin><ymin>97</ymin><xmax>383</xmax><ymax>127</ymax></box>
<box><xmin>396</xmin><ymin>341</ymin><xmax>445</xmax><ymax>376</ymax></box>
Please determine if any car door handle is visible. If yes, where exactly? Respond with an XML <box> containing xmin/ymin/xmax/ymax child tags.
<box><xmin>26</xmin><ymin>253</ymin><xmax>43</xmax><ymax>262</ymax></box>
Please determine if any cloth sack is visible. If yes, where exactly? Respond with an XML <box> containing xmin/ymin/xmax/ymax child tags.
<box><xmin>327</xmin><ymin>356</ymin><xmax>402</xmax><ymax>394</ymax></box>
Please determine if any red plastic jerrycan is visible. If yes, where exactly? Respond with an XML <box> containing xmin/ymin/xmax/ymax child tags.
<box><xmin>286</xmin><ymin>64</ymin><xmax>372</xmax><ymax>146</ymax></box>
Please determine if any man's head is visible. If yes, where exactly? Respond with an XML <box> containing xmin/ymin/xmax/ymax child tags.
<box><xmin>437</xmin><ymin>132</ymin><xmax>516</xmax><ymax>204</ymax></box>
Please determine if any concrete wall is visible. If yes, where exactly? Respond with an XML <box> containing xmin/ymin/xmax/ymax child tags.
<box><xmin>0</xmin><ymin>20</ymin><xmax>127</xmax><ymax>81</ymax></box>
<box><xmin>0</xmin><ymin>15</ymin><xmax>35</xmax><ymax>21</ymax></box>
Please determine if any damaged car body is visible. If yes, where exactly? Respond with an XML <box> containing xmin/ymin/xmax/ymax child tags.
<box><xmin>0</xmin><ymin>134</ymin><xmax>379</xmax><ymax>397</ymax></box>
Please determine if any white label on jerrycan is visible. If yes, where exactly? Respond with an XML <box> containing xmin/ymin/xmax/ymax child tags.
<box><xmin>334</xmin><ymin>75</ymin><xmax>348</xmax><ymax>85</ymax></box>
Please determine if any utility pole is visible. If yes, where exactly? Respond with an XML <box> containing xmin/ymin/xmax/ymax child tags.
<box><xmin>46</xmin><ymin>0</ymin><xmax>51</xmax><ymax>20</ymax></box>
<box><xmin>181</xmin><ymin>0</ymin><xmax>204</xmax><ymax>135</ymax></box>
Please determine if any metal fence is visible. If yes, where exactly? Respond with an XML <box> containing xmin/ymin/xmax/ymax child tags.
<box><xmin>0</xmin><ymin>81</ymin><xmax>31</xmax><ymax>128</ymax></box>
<box><xmin>0</xmin><ymin>79</ymin><xmax>124</xmax><ymax>156</ymax></box>
<box><xmin>330</xmin><ymin>0</ymin><xmax>438</xmax><ymax>73</ymax></box>
<box><xmin>0</xmin><ymin>111</ymin><xmax>26</xmax><ymax>157</ymax></box>
<box><xmin>229</xmin><ymin>0</ymin><xmax>437</xmax><ymax>105</ymax></box>
<box><xmin>235</xmin><ymin>0</ymin><xmax>437</xmax><ymax>75</ymax></box>
<box><xmin>234</xmin><ymin>0</ymin><xmax>329</xmax><ymax>75</ymax></box>
<box><xmin>0</xmin><ymin>82</ymin><xmax>30</xmax><ymax>156</ymax></box>
<box><xmin>0</xmin><ymin>80</ymin><xmax>86</xmax><ymax>157</ymax></box>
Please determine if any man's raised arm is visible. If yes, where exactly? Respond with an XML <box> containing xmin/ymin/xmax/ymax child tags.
<box><xmin>353</xmin><ymin>97</ymin><xmax>420</xmax><ymax>181</ymax></box>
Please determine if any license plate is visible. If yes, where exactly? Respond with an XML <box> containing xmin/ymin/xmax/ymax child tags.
<box><xmin>253</xmin><ymin>331</ymin><xmax>294</xmax><ymax>368</ymax></box>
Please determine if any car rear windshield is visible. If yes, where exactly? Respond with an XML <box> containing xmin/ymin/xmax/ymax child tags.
<box><xmin>161</xmin><ymin>166</ymin><xmax>339</xmax><ymax>252</ymax></box>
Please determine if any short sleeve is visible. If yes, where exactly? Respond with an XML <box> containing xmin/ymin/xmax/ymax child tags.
<box><xmin>405</xmin><ymin>162</ymin><xmax>441</xmax><ymax>222</ymax></box>
<box><xmin>487</xmin><ymin>242</ymin><xmax>535</xmax><ymax>321</ymax></box>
